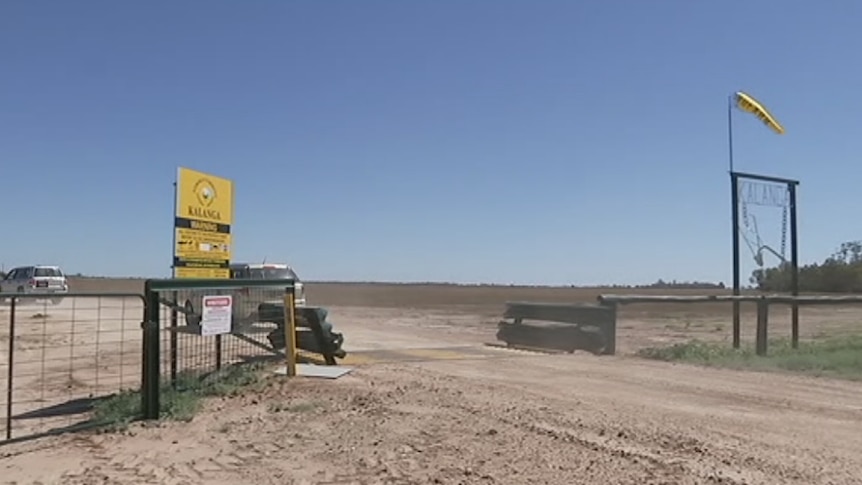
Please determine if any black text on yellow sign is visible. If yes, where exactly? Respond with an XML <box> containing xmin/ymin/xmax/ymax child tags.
<box><xmin>173</xmin><ymin>258</ymin><xmax>228</xmax><ymax>269</ymax></box>
<box><xmin>173</xmin><ymin>218</ymin><xmax>232</xmax><ymax>270</ymax></box>
<box><xmin>175</xmin><ymin>167</ymin><xmax>234</xmax><ymax>225</ymax></box>
<box><xmin>174</xmin><ymin>267</ymin><xmax>231</xmax><ymax>279</ymax></box>
<box><xmin>174</xmin><ymin>227</ymin><xmax>231</xmax><ymax>260</ymax></box>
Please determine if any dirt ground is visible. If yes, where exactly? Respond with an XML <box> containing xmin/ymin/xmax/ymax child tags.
<box><xmin>2</xmin><ymin>280</ymin><xmax>862</xmax><ymax>484</ymax></box>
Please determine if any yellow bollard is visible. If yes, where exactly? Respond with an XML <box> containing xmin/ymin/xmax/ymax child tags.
<box><xmin>282</xmin><ymin>290</ymin><xmax>297</xmax><ymax>376</ymax></box>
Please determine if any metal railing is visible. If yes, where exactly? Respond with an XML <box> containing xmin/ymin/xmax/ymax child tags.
<box><xmin>0</xmin><ymin>278</ymin><xmax>320</xmax><ymax>442</ymax></box>
<box><xmin>598</xmin><ymin>293</ymin><xmax>862</xmax><ymax>355</ymax></box>
<box><xmin>0</xmin><ymin>293</ymin><xmax>144</xmax><ymax>443</ymax></box>
<box><xmin>141</xmin><ymin>278</ymin><xmax>297</xmax><ymax>419</ymax></box>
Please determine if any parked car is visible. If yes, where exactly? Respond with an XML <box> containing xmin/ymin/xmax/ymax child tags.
<box><xmin>181</xmin><ymin>262</ymin><xmax>307</xmax><ymax>329</ymax></box>
<box><xmin>228</xmin><ymin>262</ymin><xmax>306</xmax><ymax>307</ymax></box>
<box><xmin>0</xmin><ymin>265</ymin><xmax>69</xmax><ymax>304</ymax></box>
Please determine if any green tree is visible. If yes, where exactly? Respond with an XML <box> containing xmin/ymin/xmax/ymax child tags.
<box><xmin>751</xmin><ymin>240</ymin><xmax>862</xmax><ymax>293</ymax></box>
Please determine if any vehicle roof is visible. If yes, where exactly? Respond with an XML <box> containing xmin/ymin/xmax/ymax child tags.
<box><xmin>12</xmin><ymin>264</ymin><xmax>62</xmax><ymax>269</ymax></box>
<box><xmin>230</xmin><ymin>262</ymin><xmax>290</xmax><ymax>269</ymax></box>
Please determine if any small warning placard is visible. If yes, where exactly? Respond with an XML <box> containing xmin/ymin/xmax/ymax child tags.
<box><xmin>201</xmin><ymin>295</ymin><xmax>233</xmax><ymax>336</ymax></box>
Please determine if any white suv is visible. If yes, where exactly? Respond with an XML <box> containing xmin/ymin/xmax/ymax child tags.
<box><xmin>229</xmin><ymin>263</ymin><xmax>306</xmax><ymax>307</ymax></box>
<box><xmin>0</xmin><ymin>265</ymin><xmax>69</xmax><ymax>304</ymax></box>
<box><xmin>181</xmin><ymin>262</ymin><xmax>306</xmax><ymax>329</ymax></box>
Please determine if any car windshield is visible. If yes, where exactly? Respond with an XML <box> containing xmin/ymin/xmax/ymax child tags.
<box><xmin>248</xmin><ymin>268</ymin><xmax>297</xmax><ymax>280</ymax></box>
<box><xmin>34</xmin><ymin>267</ymin><xmax>63</xmax><ymax>277</ymax></box>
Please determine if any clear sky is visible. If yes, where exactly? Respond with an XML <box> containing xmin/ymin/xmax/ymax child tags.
<box><xmin>2</xmin><ymin>1</ymin><xmax>860</xmax><ymax>285</ymax></box>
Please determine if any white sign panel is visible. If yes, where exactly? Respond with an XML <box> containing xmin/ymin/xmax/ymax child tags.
<box><xmin>201</xmin><ymin>295</ymin><xmax>233</xmax><ymax>336</ymax></box>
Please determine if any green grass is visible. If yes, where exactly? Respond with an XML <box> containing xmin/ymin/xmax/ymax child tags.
<box><xmin>91</xmin><ymin>362</ymin><xmax>268</xmax><ymax>431</ymax></box>
<box><xmin>637</xmin><ymin>335</ymin><xmax>862</xmax><ymax>380</ymax></box>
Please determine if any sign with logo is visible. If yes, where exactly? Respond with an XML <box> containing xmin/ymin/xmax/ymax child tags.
<box><xmin>201</xmin><ymin>295</ymin><xmax>233</xmax><ymax>336</ymax></box>
<box><xmin>173</xmin><ymin>167</ymin><xmax>234</xmax><ymax>278</ymax></box>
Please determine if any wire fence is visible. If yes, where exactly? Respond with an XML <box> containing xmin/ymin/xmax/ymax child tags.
<box><xmin>152</xmin><ymin>283</ymin><xmax>289</xmax><ymax>389</ymax></box>
<box><xmin>0</xmin><ymin>279</ymin><xmax>311</xmax><ymax>441</ymax></box>
<box><xmin>0</xmin><ymin>294</ymin><xmax>143</xmax><ymax>442</ymax></box>
<box><xmin>598</xmin><ymin>294</ymin><xmax>862</xmax><ymax>354</ymax></box>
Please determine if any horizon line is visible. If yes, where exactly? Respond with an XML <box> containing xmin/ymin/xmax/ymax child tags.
<box><xmin>63</xmin><ymin>275</ymin><xmax>729</xmax><ymax>289</ymax></box>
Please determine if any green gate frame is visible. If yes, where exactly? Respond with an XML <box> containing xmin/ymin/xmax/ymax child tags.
<box><xmin>1</xmin><ymin>292</ymin><xmax>146</xmax><ymax>445</ymax></box>
<box><xmin>141</xmin><ymin>278</ymin><xmax>296</xmax><ymax>419</ymax></box>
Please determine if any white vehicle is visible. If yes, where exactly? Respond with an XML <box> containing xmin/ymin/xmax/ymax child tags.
<box><xmin>181</xmin><ymin>262</ymin><xmax>306</xmax><ymax>329</ymax></box>
<box><xmin>229</xmin><ymin>262</ymin><xmax>306</xmax><ymax>307</ymax></box>
<box><xmin>0</xmin><ymin>265</ymin><xmax>69</xmax><ymax>304</ymax></box>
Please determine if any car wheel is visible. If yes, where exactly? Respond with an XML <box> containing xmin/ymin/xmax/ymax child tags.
<box><xmin>16</xmin><ymin>286</ymin><xmax>24</xmax><ymax>293</ymax></box>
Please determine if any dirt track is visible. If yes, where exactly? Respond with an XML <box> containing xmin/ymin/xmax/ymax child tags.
<box><xmin>2</xmin><ymin>282</ymin><xmax>862</xmax><ymax>484</ymax></box>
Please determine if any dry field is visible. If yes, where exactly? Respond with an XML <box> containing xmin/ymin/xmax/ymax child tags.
<box><xmin>0</xmin><ymin>278</ymin><xmax>861</xmax><ymax>484</ymax></box>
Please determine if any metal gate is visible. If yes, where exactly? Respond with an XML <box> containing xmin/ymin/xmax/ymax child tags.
<box><xmin>0</xmin><ymin>292</ymin><xmax>144</xmax><ymax>444</ymax></box>
<box><xmin>140</xmin><ymin>278</ymin><xmax>298</xmax><ymax>419</ymax></box>
<box><xmin>0</xmin><ymin>278</ymin><xmax>310</xmax><ymax>443</ymax></box>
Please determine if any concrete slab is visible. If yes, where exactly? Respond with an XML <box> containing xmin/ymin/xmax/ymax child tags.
<box><xmin>273</xmin><ymin>364</ymin><xmax>354</xmax><ymax>379</ymax></box>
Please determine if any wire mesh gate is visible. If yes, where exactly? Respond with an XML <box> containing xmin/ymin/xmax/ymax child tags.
<box><xmin>141</xmin><ymin>278</ymin><xmax>298</xmax><ymax>419</ymax></box>
<box><xmin>0</xmin><ymin>279</ymin><xmax>308</xmax><ymax>443</ymax></box>
<box><xmin>0</xmin><ymin>293</ymin><xmax>144</xmax><ymax>444</ymax></box>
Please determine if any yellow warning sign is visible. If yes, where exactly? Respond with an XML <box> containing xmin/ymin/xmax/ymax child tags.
<box><xmin>174</xmin><ymin>227</ymin><xmax>231</xmax><ymax>260</ymax></box>
<box><xmin>175</xmin><ymin>267</ymin><xmax>230</xmax><ymax>279</ymax></box>
<box><xmin>175</xmin><ymin>167</ymin><xmax>234</xmax><ymax>225</ymax></box>
<box><xmin>173</xmin><ymin>167</ymin><xmax>234</xmax><ymax>279</ymax></box>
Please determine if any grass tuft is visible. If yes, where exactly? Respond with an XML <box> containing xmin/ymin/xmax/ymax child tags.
<box><xmin>637</xmin><ymin>335</ymin><xmax>862</xmax><ymax>380</ymax></box>
<box><xmin>91</xmin><ymin>362</ymin><xmax>268</xmax><ymax>431</ymax></box>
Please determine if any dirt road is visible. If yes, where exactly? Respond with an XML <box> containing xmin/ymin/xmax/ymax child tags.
<box><xmin>2</xmin><ymin>302</ymin><xmax>861</xmax><ymax>484</ymax></box>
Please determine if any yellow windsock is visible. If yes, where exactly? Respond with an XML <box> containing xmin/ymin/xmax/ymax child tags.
<box><xmin>733</xmin><ymin>91</ymin><xmax>785</xmax><ymax>135</ymax></box>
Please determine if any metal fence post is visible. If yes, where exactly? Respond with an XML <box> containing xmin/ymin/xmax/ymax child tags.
<box><xmin>5</xmin><ymin>297</ymin><xmax>16</xmax><ymax>440</ymax></box>
<box><xmin>141</xmin><ymin>281</ymin><xmax>161</xmax><ymax>420</ymax></box>
<box><xmin>755</xmin><ymin>297</ymin><xmax>769</xmax><ymax>356</ymax></box>
<box><xmin>789</xmin><ymin>183</ymin><xmax>800</xmax><ymax>349</ymax></box>
<box><xmin>215</xmin><ymin>334</ymin><xmax>223</xmax><ymax>371</ymax></box>
<box><xmin>169</xmin><ymin>290</ymin><xmax>178</xmax><ymax>387</ymax></box>
<box><xmin>282</xmin><ymin>289</ymin><xmax>297</xmax><ymax>377</ymax></box>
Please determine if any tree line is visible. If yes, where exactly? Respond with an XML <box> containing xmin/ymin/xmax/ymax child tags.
<box><xmin>751</xmin><ymin>240</ymin><xmax>862</xmax><ymax>293</ymax></box>
<box><xmin>631</xmin><ymin>279</ymin><xmax>726</xmax><ymax>289</ymax></box>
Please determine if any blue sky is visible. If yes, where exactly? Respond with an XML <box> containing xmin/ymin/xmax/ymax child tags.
<box><xmin>2</xmin><ymin>1</ymin><xmax>860</xmax><ymax>285</ymax></box>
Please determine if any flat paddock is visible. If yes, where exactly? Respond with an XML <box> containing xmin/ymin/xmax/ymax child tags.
<box><xmin>2</xmin><ymin>279</ymin><xmax>860</xmax><ymax>484</ymax></box>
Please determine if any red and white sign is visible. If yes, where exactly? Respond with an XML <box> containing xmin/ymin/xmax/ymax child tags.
<box><xmin>201</xmin><ymin>295</ymin><xmax>233</xmax><ymax>336</ymax></box>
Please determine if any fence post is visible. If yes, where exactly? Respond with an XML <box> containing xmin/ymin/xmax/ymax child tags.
<box><xmin>282</xmin><ymin>289</ymin><xmax>297</xmax><ymax>377</ymax></box>
<box><xmin>169</xmin><ymin>290</ymin><xmax>178</xmax><ymax>387</ymax></box>
<box><xmin>755</xmin><ymin>297</ymin><xmax>769</xmax><ymax>356</ymax></box>
<box><xmin>5</xmin><ymin>297</ymin><xmax>16</xmax><ymax>440</ymax></box>
<box><xmin>141</xmin><ymin>280</ymin><xmax>161</xmax><ymax>420</ymax></box>
<box><xmin>215</xmin><ymin>335</ymin><xmax>223</xmax><ymax>370</ymax></box>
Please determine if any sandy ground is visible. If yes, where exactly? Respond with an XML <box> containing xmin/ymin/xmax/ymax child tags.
<box><xmin>1</xmin><ymin>283</ymin><xmax>862</xmax><ymax>484</ymax></box>
<box><xmin>0</xmin><ymin>296</ymin><xmax>144</xmax><ymax>440</ymax></box>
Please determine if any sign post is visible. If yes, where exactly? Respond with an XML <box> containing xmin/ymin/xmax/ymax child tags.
<box><xmin>172</xmin><ymin>167</ymin><xmax>234</xmax><ymax>279</ymax></box>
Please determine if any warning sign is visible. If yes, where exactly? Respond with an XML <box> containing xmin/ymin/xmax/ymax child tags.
<box><xmin>173</xmin><ymin>167</ymin><xmax>234</xmax><ymax>279</ymax></box>
<box><xmin>174</xmin><ymin>227</ymin><xmax>231</xmax><ymax>260</ymax></box>
<box><xmin>175</xmin><ymin>267</ymin><xmax>229</xmax><ymax>279</ymax></box>
<box><xmin>201</xmin><ymin>295</ymin><xmax>233</xmax><ymax>336</ymax></box>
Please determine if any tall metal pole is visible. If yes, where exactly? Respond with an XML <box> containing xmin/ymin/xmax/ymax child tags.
<box><xmin>169</xmin><ymin>179</ymin><xmax>179</xmax><ymax>385</ymax></box>
<box><xmin>728</xmin><ymin>94</ymin><xmax>735</xmax><ymax>173</ymax></box>
<box><xmin>729</xmin><ymin>95</ymin><xmax>741</xmax><ymax>348</ymax></box>
<box><xmin>731</xmin><ymin>173</ymin><xmax>741</xmax><ymax>348</ymax></box>
<box><xmin>789</xmin><ymin>183</ymin><xmax>799</xmax><ymax>348</ymax></box>
<box><xmin>171</xmin><ymin>180</ymin><xmax>178</xmax><ymax>278</ymax></box>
